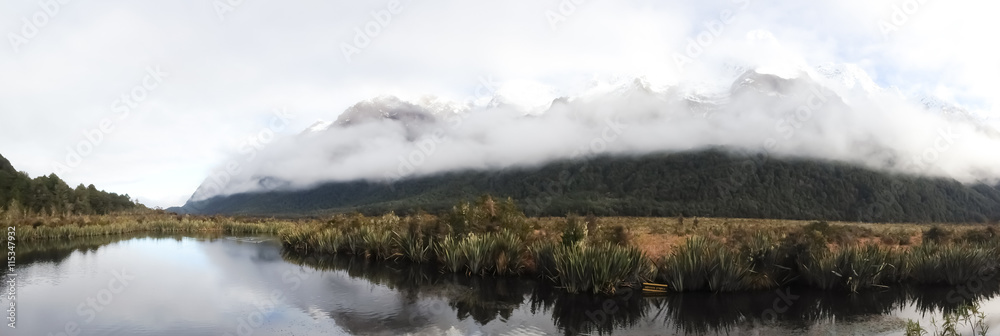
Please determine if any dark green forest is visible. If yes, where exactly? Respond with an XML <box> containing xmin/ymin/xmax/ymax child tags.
<box><xmin>177</xmin><ymin>149</ymin><xmax>1000</xmax><ymax>223</ymax></box>
<box><xmin>0</xmin><ymin>153</ymin><xmax>140</xmax><ymax>215</ymax></box>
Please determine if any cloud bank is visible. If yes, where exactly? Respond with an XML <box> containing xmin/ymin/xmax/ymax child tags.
<box><xmin>193</xmin><ymin>55</ymin><xmax>1000</xmax><ymax>200</ymax></box>
<box><xmin>1</xmin><ymin>0</ymin><xmax>996</xmax><ymax>207</ymax></box>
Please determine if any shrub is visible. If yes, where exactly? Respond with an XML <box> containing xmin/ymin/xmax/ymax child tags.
<box><xmin>491</xmin><ymin>229</ymin><xmax>524</xmax><ymax>275</ymax></box>
<box><xmin>958</xmin><ymin>227</ymin><xmax>997</xmax><ymax>245</ymax></box>
<box><xmin>607</xmin><ymin>225</ymin><xmax>631</xmax><ymax>247</ymax></box>
<box><xmin>923</xmin><ymin>225</ymin><xmax>953</xmax><ymax>244</ymax></box>
<box><xmin>880</xmin><ymin>229</ymin><xmax>912</xmax><ymax>246</ymax></box>
<box><xmin>459</xmin><ymin>233</ymin><xmax>496</xmax><ymax>275</ymax></box>
<box><xmin>394</xmin><ymin>230</ymin><xmax>431</xmax><ymax>263</ymax></box>
<box><xmin>435</xmin><ymin>235</ymin><xmax>464</xmax><ymax>273</ymax></box>
<box><xmin>531</xmin><ymin>242</ymin><xmax>558</xmax><ymax>279</ymax></box>
<box><xmin>585</xmin><ymin>214</ymin><xmax>599</xmax><ymax>237</ymax></box>
<box><xmin>552</xmin><ymin>243</ymin><xmax>647</xmax><ymax>294</ymax></box>
<box><xmin>656</xmin><ymin>236</ymin><xmax>750</xmax><ymax>292</ymax></box>
<box><xmin>561</xmin><ymin>214</ymin><xmax>586</xmax><ymax>247</ymax></box>
<box><xmin>782</xmin><ymin>226</ymin><xmax>829</xmax><ymax>260</ymax></box>
<box><xmin>798</xmin><ymin>244</ymin><xmax>891</xmax><ymax>292</ymax></box>
<box><xmin>739</xmin><ymin>231</ymin><xmax>792</xmax><ymax>289</ymax></box>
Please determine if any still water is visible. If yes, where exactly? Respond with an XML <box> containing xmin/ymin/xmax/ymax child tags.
<box><xmin>4</xmin><ymin>234</ymin><xmax>999</xmax><ymax>335</ymax></box>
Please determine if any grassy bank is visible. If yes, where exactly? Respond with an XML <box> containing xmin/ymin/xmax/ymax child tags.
<box><xmin>4</xmin><ymin>196</ymin><xmax>999</xmax><ymax>295</ymax></box>
<box><xmin>1</xmin><ymin>209</ymin><xmax>298</xmax><ymax>240</ymax></box>
<box><xmin>277</xmin><ymin>196</ymin><xmax>1000</xmax><ymax>295</ymax></box>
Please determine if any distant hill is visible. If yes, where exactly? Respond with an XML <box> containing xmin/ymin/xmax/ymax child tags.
<box><xmin>173</xmin><ymin>67</ymin><xmax>1000</xmax><ymax>223</ymax></box>
<box><xmin>0</xmin><ymin>153</ymin><xmax>140</xmax><ymax>215</ymax></box>
<box><xmin>173</xmin><ymin>150</ymin><xmax>1000</xmax><ymax>223</ymax></box>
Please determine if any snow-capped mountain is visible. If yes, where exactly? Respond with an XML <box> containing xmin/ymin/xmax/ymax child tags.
<box><xmin>813</xmin><ymin>63</ymin><xmax>882</xmax><ymax>96</ymax></box>
<box><xmin>184</xmin><ymin>61</ymin><xmax>999</xmax><ymax>204</ymax></box>
<box><xmin>297</xmin><ymin>62</ymin><xmax>984</xmax><ymax>139</ymax></box>
<box><xmin>301</xmin><ymin>120</ymin><xmax>333</xmax><ymax>134</ymax></box>
<box><xmin>484</xmin><ymin>80</ymin><xmax>559</xmax><ymax>114</ymax></box>
<box><xmin>334</xmin><ymin>95</ymin><xmax>441</xmax><ymax>126</ymax></box>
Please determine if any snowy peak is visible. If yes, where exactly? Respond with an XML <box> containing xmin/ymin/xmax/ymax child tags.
<box><xmin>302</xmin><ymin>120</ymin><xmax>333</xmax><ymax>134</ymax></box>
<box><xmin>334</xmin><ymin>95</ymin><xmax>451</xmax><ymax>127</ymax></box>
<box><xmin>916</xmin><ymin>94</ymin><xmax>967</xmax><ymax>115</ymax></box>
<box><xmin>729</xmin><ymin>70</ymin><xmax>804</xmax><ymax>96</ymax></box>
<box><xmin>814</xmin><ymin>63</ymin><xmax>881</xmax><ymax>95</ymax></box>
<box><xmin>486</xmin><ymin>80</ymin><xmax>558</xmax><ymax>113</ymax></box>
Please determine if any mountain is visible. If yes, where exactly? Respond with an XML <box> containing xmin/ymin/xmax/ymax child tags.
<box><xmin>174</xmin><ymin>149</ymin><xmax>1000</xmax><ymax>223</ymax></box>
<box><xmin>175</xmin><ymin>64</ymin><xmax>1000</xmax><ymax>222</ymax></box>
<box><xmin>0</xmin><ymin>154</ymin><xmax>14</xmax><ymax>174</ymax></box>
<box><xmin>813</xmin><ymin>62</ymin><xmax>882</xmax><ymax>96</ymax></box>
<box><xmin>0</xmin><ymin>153</ymin><xmax>140</xmax><ymax>215</ymax></box>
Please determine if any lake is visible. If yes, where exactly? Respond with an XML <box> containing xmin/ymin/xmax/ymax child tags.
<box><xmin>4</xmin><ymin>234</ymin><xmax>999</xmax><ymax>335</ymax></box>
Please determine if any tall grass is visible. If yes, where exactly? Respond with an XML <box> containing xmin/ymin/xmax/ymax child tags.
<box><xmin>798</xmin><ymin>244</ymin><xmax>891</xmax><ymax>292</ymax></box>
<box><xmin>551</xmin><ymin>243</ymin><xmax>648</xmax><ymax>294</ymax></box>
<box><xmin>656</xmin><ymin>236</ymin><xmax>751</xmax><ymax>292</ymax></box>
<box><xmin>652</xmin><ymin>232</ymin><xmax>1000</xmax><ymax>293</ymax></box>
<box><xmin>13</xmin><ymin>215</ymin><xmax>297</xmax><ymax>241</ymax></box>
<box><xmin>14</xmin><ymin>197</ymin><xmax>997</xmax><ymax>296</ymax></box>
<box><xmin>435</xmin><ymin>234</ymin><xmax>465</xmax><ymax>273</ymax></box>
<box><xmin>277</xmin><ymin>206</ymin><xmax>999</xmax><ymax>295</ymax></box>
<box><xmin>909</xmin><ymin>243</ymin><xmax>999</xmax><ymax>285</ymax></box>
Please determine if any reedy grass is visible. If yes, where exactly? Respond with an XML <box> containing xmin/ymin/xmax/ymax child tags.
<box><xmin>909</xmin><ymin>243</ymin><xmax>999</xmax><ymax>285</ymax></box>
<box><xmin>8</xmin><ymin>198</ymin><xmax>998</xmax><ymax>296</ymax></box>
<box><xmin>551</xmin><ymin>242</ymin><xmax>648</xmax><ymax>294</ymax></box>
<box><xmin>531</xmin><ymin>242</ymin><xmax>558</xmax><ymax>279</ymax></box>
<box><xmin>277</xmin><ymin>209</ymin><xmax>996</xmax><ymax>295</ymax></box>
<box><xmin>656</xmin><ymin>236</ymin><xmax>752</xmax><ymax>292</ymax></box>
<box><xmin>460</xmin><ymin>233</ymin><xmax>495</xmax><ymax>275</ymax></box>
<box><xmin>13</xmin><ymin>215</ymin><xmax>297</xmax><ymax>241</ymax></box>
<box><xmin>798</xmin><ymin>244</ymin><xmax>891</xmax><ymax>292</ymax></box>
<box><xmin>435</xmin><ymin>234</ymin><xmax>465</xmax><ymax>273</ymax></box>
<box><xmin>394</xmin><ymin>231</ymin><xmax>431</xmax><ymax>263</ymax></box>
<box><xmin>652</xmin><ymin>233</ymin><xmax>1000</xmax><ymax>293</ymax></box>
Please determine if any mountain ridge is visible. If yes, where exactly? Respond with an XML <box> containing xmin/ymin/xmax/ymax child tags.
<box><xmin>174</xmin><ymin>63</ymin><xmax>1000</xmax><ymax>221</ymax></box>
<box><xmin>172</xmin><ymin>149</ymin><xmax>1000</xmax><ymax>223</ymax></box>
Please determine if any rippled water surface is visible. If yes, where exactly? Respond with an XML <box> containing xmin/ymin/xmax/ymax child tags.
<box><xmin>4</xmin><ymin>234</ymin><xmax>999</xmax><ymax>335</ymax></box>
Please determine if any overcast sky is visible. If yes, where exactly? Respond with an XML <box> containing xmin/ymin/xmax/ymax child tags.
<box><xmin>1</xmin><ymin>0</ymin><xmax>997</xmax><ymax>208</ymax></box>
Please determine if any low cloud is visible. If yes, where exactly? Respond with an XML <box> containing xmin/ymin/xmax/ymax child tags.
<box><xmin>194</xmin><ymin>63</ymin><xmax>1000</xmax><ymax>200</ymax></box>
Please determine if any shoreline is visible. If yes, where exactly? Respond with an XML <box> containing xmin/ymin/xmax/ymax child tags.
<box><xmin>3</xmin><ymin>198</ymin><xmax>999</xmax><ymax>295</ymax></box>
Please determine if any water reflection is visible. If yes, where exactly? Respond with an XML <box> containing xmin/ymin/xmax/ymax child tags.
<box><xmin>6</xmin><ymin>234</ymin><xmax>999</xmax><ymax>336</ymax></box>
<box><xmin>283</xmin><ymin>250</ymin><xmax>1000</xmax><ymax>336</ymax></box>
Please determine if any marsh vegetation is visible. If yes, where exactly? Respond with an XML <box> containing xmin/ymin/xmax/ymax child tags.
<box><xmin>4</xmin><ymin>195</ymin><xmax>998</xmax><ymax>295</ymax></box>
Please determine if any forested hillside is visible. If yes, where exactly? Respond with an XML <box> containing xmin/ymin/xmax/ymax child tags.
<box><xmin>176</xmin><ymin>150</ymin><xmax>1000</xmax><ymax>223</ymax></box>
<box><xmin>0</xmin><ymin>153</ymin><xmax>140</xmax><ymax>215</ymax></box>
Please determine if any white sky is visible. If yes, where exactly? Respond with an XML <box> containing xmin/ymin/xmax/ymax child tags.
<box><xmin>0</xmin><ymin>0</ymin><xmax>997</xmax><ymax>208</ymax></box>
